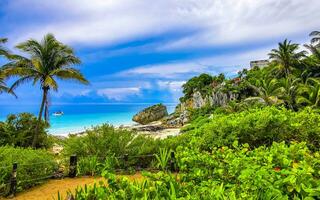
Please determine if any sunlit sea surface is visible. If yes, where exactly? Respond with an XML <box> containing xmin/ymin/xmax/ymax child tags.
<box><xmin>0</xmin><ymin>103</ymin><xmax>176</xmax><ymax>135</ymax></box>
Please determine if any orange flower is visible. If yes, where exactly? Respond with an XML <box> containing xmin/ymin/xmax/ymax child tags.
<box><xmin>274</xmin><ymin>167</ymin><xmax>281</xmax><ymax>172</ymax></box>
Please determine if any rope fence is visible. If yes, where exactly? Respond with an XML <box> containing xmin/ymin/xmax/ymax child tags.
<box><xmin>0</xmin><ymin>152</ymin><xmax>177</xmax><ymax>197</ymax></box>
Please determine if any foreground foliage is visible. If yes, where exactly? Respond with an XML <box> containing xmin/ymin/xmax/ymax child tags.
<box><xmin>0</xmin><ymin>113</ymin><xmax>50</xmax><ymax>148</ymax></box>
<box><xmin>183</xmin><ymin>107</ymin><xmax>320</xmax><ymax>151</ymax></box>
<box><xmin>63</xmin><ymin>142</ymin><xmax>320</xmax><ymax>199</ymax></box>
<box><xmin>63</xmin><ymin>124</ymin><xmax>163</xmax><ymax>175</ymax></box>
<box><xmin>0</xmin><ymin>146</ymin><xmax>57</xmax><ymax>195</ymax></box>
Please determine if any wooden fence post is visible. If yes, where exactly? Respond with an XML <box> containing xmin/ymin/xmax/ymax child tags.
<box><xmin>69</xmin><ymin>155</ymin><xmax>77</xmax><ymax>178</ymax></box>
<box><xmin>124</xmin><ymin>154</ymin><xmax>129</xmax><ymax>171</ymax></box>
<box><xmin>9</xmin><ymin>162</ymin><xmax>17</xmax><ymax>197</ymax></box>
<box><xmin>170</xmin><ymin>152</ymin><xmax>175</xmax><ymax>172</ymax></box>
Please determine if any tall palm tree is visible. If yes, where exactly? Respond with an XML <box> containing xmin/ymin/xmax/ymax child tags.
<box><xmin>268</xmin><ymin>39</ymin><xmax>307</xmax><ymax>78</ymax></box>
<box><xmin>296</xmin><ymin>78</ymin><xmax>320</xmax><ymax>108</ymax></box>
<box><xmin>245</xmin><ymin>78</ymin><xmax>284</xmax><ymax>106</ymax></box>
<box><xmin>4</xmin><ymin>33</ymin><xmax>89</xmax><ymax>147</ymax></box>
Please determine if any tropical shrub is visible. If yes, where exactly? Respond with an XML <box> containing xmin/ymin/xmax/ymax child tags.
<box><xmin>0</xmin><ymin>146</ymin><xmax>57</xmax><ymax>196</ymax></box>
<box><xmin>62</xmin><ymin>142</ymin><xmax>320</xmax><ymax>199</ymax></box>
<box><xmin>154</xmin><ymin>148</ymin><xmax>172</xmax><ymax>171</ymax></box>
<box><xmin>188</xmin><ymin>105</ymin><xmax>215</xmax><ymax>121</ymax></box>
<box><xmin>184</xmin><ymin>106</ymin><xmax>320</xmax><ymax>151</ymax></box>
<box><xmin>0</xmin><ymin>113</ymin><xmax>50</xmax><ymax>148</ymax></box>
<box><xmin>181</xmin><ymin>73</ymin><xmax>214</xmax><ymax>100</ymax></box>
<box><xmin>63</xmin><ymin>124</ymin><xmax>163</xmax><ymax>171</ymax></box>
<box><xmin>63</xmin><ymin>124</ymin><xmax>134</xmax><ymax>158</ymax></box>
<box><xmin>77</xmin><ymin>156</ymin><xmax>101</xmax><ymax>176</ymax></box>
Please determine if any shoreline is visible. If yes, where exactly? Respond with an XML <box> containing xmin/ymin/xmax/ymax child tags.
<box><xmin>48</xmin><ymin>121</ymin><xmax>135</xmax><ymax>136</ymax></box>
<box><xmin>51</xmin><ymin>120</ymin><xmax>181</xmax><ymax>139</ymax></box>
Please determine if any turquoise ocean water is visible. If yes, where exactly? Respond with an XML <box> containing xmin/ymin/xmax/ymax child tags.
<box><xmin>0</xmin><ymin>104</ymin><xmax>176</xmax><ymax>135</ymax></box>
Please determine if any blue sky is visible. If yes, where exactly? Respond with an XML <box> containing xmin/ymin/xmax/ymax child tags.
<box><xmin>0</xmin><ymin>0</ymin><xmax>319</xmax><ymax>105</ymax></box>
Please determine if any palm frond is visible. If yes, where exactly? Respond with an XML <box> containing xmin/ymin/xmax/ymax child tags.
<box><xmin>0</xmin><ymin>38</ymin><xmax>10</xmax><ymax>57</ymax></box>
<box><xmin>0</xmin><ymin>38</ymin><xmax>8</xmax><ymax>44</ymax></box>
<box><xmin>51</xmin><ymin>68</ymin><xmax>89</xmax><ymax>85</ymax></box>
<box><xmin>9</xmin><ymin>75</ymin><xmax>35</xmax><ymax>92</ymax></box>
<box><xmin>43</xmin><ymin>76</ymin><xmax>58</xmax><ymax>91</ymax></box>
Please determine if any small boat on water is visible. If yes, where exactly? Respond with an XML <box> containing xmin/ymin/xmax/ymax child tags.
<box><xmin>53</xmin><ymin>111</ymin><xmax>64</xmax><ymax>116</ymax></box>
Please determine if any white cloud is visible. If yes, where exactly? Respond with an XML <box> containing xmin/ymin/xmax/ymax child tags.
<box><xmin>97</xmin><ymin>87</ymin><xmax>141</xmax><ymax>101</ymax></box>
<box><xmin>157</xmin><ymin>81</ymin><xmax>186</xmax><ymax>92</ymax></box>
<box><xmin>119</xmin><ymin>45</ymin><xmax>273</xmax><ymax>78</ymax></box>
<box><xmin>52</xmin><ymin>89</ymin><xmax>92</xmax><ymax>98</ymax></box>
<box><xmin>3</xmin><ymin>0</ymin><xmax>320</xmax><ymax>49</ymax></box>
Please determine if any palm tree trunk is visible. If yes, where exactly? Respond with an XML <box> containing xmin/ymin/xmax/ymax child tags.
<box><xmin>44</xmin><ymin>99</ymin><xmax>49</xmax><ymax>122</ymax></box>
<box><xmin>32</xmin><ymin>87</ymin><xmax>48</xmax><ymax>147</ymax></box>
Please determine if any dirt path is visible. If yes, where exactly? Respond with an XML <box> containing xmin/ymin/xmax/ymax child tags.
<box><xmin>1</xmin><ymin>173</ymin><xmax>143</xmax><ymax>200</ymax></box>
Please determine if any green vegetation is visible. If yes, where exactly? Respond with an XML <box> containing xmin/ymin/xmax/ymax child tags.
<box><xmin>63</xmin><ymin>124</ymin><xmax>162</xmax><ymax>172</ymax></box>
<box><xmin>0</xmin><ymin>113</ymin><xmax>50</xmax><ymax>148</ymax></box>
<box><xmin>0</xmin><ymin>146</ymin><xmax>57</xmax><ymax>195</ymax></box>
<box><xmin>60</xmin><ymin>142</ymin><xmax>320</xmax><ymax>199</ymax></box>
<box><xmin>0</xmin><ymin>38</ymin><xmax>10</xmax><ymax>57</ymax></box>
<box><xmin>182</xmin><ymin>107</ymin><xmax>320</xmax><ymax>150</ymax></box>
<box><xmin>154</xmin><ymin>148</ymin><xmax>172</xmax><ymax>171</ymax></box>
<box><xmin>62</xmin><ymin>31</ymin><xmax>320</xmax><ymax>199</ymax></box>
<box><xmin>1</xmin><ymin>32</ymin><xmax>320</xmax><ymax>198</ymax></box>
<box><xmin>180</xmin><ymin>33</ymin><xmax>320</xmax><ymax>113</ymax></box>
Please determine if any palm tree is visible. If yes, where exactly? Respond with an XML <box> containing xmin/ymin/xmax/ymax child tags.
<box><xmin>278</xmin><ymin>76</ymin><xmax>301</xmax><ymax>110</ymax></box>
<box><xmin>269</xmin><ymin>39</ymin><xmax>307</xmax><ymax>78</ymax></box>
<box><xmin>245</xmin><ymin>78</ymin><xmax>284</xmax><ymax>106</ymax></box>
<box><xmin>304</xmin><ymin>31</ymin><xmax>320</xmax><ymax>62</ymax></box>
<box><xmin>296</xmin><ymin>78</ymin><xmax>320</xmax><ymax>108</ymax></box>
<box><xmin>302</xmin><ymin>31</ymin><xmax>320</xmax><ymax>78</ymax></box>
<box><xmin>4</xmin><ymin>33</ymin><xmax>89</xmax><ymax>147</ymax></box>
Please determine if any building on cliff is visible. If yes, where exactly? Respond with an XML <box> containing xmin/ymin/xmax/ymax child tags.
<box><xmin>250</xmin><ymin>60</ymin><xmax>269</xmax><ymax>68</ymax></box>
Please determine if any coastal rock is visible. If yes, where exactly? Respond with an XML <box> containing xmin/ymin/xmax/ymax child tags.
<box><xmin>132</xmin><ymin>104</ymin><xmax>168</xmax><ymax>125</ymax></box>
<box><xmin>132</xmin><ymin>125</ymin><xmax>164</xmax><ymax>132</ymax></box>
<box><xmin>164</xmin><ymin>110</ymin><xmax>189</xmax><ymax>127</ymax></box>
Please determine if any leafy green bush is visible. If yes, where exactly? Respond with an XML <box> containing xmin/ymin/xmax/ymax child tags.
<box><xmin>184</xmin><ymin>106</ymin><xmax>320</xmax><ymax>151</ymax></box>
<box><xmin>77</xmin><ymin>156</ymin><xmax>101</xmax><ymax>176</ymax></box>
<box><xmin>154</xmin><ymin>148</ymin><xmax>172</xmax><ymax>171</ymax></box>
<box><xmin>0</xmin><ymin>113</ymin><xmax>50</xmax><ymax>148</ymax></box>
<box><xmin>63</xmin><ymin>124</ymin><xmax>163</xmax><ymax>171</ymax></box>
<box><xmin>176</xmin><ymin>142</ymin><xmax>320</xmax><ymax>198</ymax></box>
<box><xmin>63</xmin><ymin>124</ymin><xmax>134</xmax><ymax>158</ymax></box>
<box><xmin>188</xmin><ymin>105</ymin><xmax>215</xmax><ymax>121</ymax></box>
<box><xmin>0</xmin><ymin>146</ymin><xmax>57</xmax><ymax>195</ymax></box>
<box><xmin>61</xmin><ymin>142</ymin><xmax>320</xmax><ymax>199</ymax></box>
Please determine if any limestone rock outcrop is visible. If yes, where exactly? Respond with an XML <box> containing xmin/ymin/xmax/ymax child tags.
<box><xmin>132</xmin><ymin>104</ymin><xmax>168</xmax><ymax>125</ymax></box>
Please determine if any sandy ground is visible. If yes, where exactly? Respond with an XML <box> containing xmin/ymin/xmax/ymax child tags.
<box><xmin>1</xmin><ymin>174</ymin><xmax>143</xmax><ymax>200</ymax></box>
<box><xmin>123</xmin><ymin>121</ymin><xmax>181</xmax><ymax>139</ymax></box>
<box><xmin>137</xmin><ymin>128</ymin><xmax>180</xmax><ymax>139</ymax></box>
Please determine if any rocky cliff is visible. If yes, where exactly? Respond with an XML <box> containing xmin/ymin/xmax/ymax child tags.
<box><xmin>164</xmin><ymin>82</ymin><xmax>239</xmax><ymax>127</ymax></box>
<box><xmin>178</xmin><ymin>88</ymin><xmax>239</xmax><ymax>113</ymax></box>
